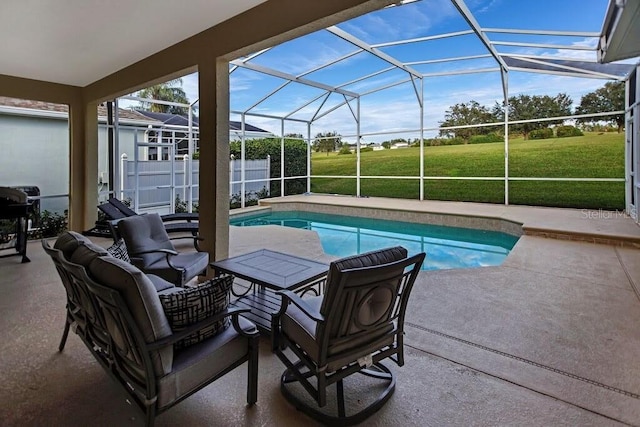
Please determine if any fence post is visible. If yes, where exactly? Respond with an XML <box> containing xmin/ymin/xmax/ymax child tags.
<box><xmin>120</xmin><ymin>153</ymin><xmax>128</xmax><ymax>201</ymax></box>
<box><xmin>182</xmin><ymin>154</ymin><xmax>188</xmax><ymax>210</ymax></box>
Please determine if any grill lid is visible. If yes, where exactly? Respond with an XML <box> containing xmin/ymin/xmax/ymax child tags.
<box><xmin>0</xmin><ymin>187</ymin><xmax>28</xmax><ymax>204</ymax></box>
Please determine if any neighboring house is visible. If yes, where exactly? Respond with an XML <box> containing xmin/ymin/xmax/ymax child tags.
<box><xmin>390</xmin><ymin>142</ymin><xmax>409</xmax><ymax>149</ymax></box>
<box><xmin>0</xmin><ymin>97</ymin><xmax>157</xmax><ymax>213</ymax></box>
<box><xmin>0</xmin><ymin>97</ymin><xmax>273</xmax><ymax>213</ymax></box>
<box><xmin>134</xmin><ymin>110</ymin><xmax>273</xmax><ymax>157</ymax></box>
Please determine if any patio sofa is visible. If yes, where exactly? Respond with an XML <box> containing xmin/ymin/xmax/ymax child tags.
<box><xmin>42</xmin><ymin>231</ymin><xmax>259</xmax><ymax>426</ymax></box>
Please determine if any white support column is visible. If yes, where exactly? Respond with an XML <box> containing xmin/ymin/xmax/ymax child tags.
<box><xmin>501</xmin><ymin>68</ymin><xmax>510</xmax><ymax>205</ymax></box>
<box><xmin>281</xmin><ymin>119</ymin><xmax>285</xmax><ymax>197</ymax></box>
<box><xmin>419</xmin><ymin>77</ymin><xmax>425</xmax><ymax>201</ymax></box>
<box><xmin>240</xmin><ymin>114</ymin><xmax>246</xmax><ymax>208</ymax></box>
<box><xmin>120</xmin><ymin>154</ymin><xmax>128</xmax><ymax>201</ymax></box>
<box><xmin>356</xmin><ymin>96</ymin><xmax>361</xmax><ymax>197</ymax></box>
<box><xmin>307</xmin><ymin>122</ymin><xmax>312</xmax><ymax>193</ymax></box>
<box><xmin>187</xmin><ymin>103</ymin><xmax>194</xmax><ymax>212</ymax></box>
<box><xmin>170</xmin><ymin>130</ymin><xmax>176</xmax><ymax>213</ymax></box>
<box><xmin>133</xmin><ymin>131</ymin><xmax>140</xmax><ymax>212</ymax></box>
<box><xmin>113</xmin><ymin>99</ymin><xmax>120</xmax><ymax>200</ymax></box>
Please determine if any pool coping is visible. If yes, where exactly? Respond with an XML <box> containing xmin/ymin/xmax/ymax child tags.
<box><xmin>231</xmin><ymin>199</ymin><xmax>524</xmax><ymax>237</ymax></box>
<box><xmin>231</xmin><ymin>194</ymin><xmax>640</xmax><ymax>248</ymax></box>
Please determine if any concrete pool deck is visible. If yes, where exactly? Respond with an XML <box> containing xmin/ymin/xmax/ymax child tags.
<box><xmin>1</xmin><ymin>196</ymin><xmax>639</xmax><ymax>425</ymax></box>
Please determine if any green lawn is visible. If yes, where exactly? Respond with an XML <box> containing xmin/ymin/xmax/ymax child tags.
<box><xmin>310</xmin><ymin>133</ymin><xmax>625</xmax><ymax>209</ymax></box>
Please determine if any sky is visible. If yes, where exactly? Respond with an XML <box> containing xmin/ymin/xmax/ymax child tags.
<box><xmin>129</xmin><ymin>0</ymin><xmax>629</xmax><ymax>142</ymax></box>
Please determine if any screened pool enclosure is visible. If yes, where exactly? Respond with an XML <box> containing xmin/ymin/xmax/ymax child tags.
<box><xmin>103</xmin><ymin>0</ymin><xmax>639</xmax><ymax>222</ymax></box>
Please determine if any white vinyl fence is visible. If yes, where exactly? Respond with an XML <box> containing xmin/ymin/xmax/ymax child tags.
<box><xmin>120</xmin><ymin>157</ymin><xmax>270</xmax><ymax>211</ymax></box>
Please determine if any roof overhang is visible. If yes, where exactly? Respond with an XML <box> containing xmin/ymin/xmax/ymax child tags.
<box><xmin>598</xmin><ymin>0</ymin><xmax>640</xmax><ymax>63</ymax></box>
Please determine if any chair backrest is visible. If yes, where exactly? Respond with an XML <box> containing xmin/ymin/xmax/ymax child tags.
<box><xmin>316</xmin><ymin>247</ymin><xmax>424</xmax><ymax>362</ymax></box>
<box><xmin>108</xmin><ymin>197</ymin><xmax>138</xmax><ymax>217</ymax></box>
<box><xmin>77</xmin><ymin>258</ymin><xmax>162</xmax><ymax>396</ymax></box>
<box><xmin>97</xmin><ymin>201</ymin><xmax>128</xmax><ymax>220</ymax></box>
<box><xmin>118</xmin><ymin>213</ymin><xmax>175</xmax><ymax>267</ymax></box>
<box><xmin>44</xmin><ymin>233</ymin><xmax>111</xmax><ymax>352</ymax></box>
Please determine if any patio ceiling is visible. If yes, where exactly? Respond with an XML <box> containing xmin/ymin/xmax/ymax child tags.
<box><xmin>0</xmin><ymin>0</ymin><xmax>267</xmax><ymax>87</ymax></box>
<box><xmin>229</xmin><ymin>0</ymin><xmax>638</xmax><ymax>121</ymax></box>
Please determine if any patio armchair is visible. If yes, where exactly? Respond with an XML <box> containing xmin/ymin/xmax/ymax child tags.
<box><xmin>117</xmin><ymin>213</ymin><xmax>209</xmax><ymax>286</ymax></box>
<box><xmin>271</xmin><ymin>246</ymin><xmax>425</xmax><ymax>425</ymax></box>
<box><xmin>43</xmin><ymin>231</ymin><xmax>259</xmax><ymax>427</ymax></box>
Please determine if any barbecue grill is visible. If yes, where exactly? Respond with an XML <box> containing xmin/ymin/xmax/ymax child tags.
<box><xmin>0</xmin><ymin>187</ymin><xmax>33</xmax><ymax>263</ymax></box>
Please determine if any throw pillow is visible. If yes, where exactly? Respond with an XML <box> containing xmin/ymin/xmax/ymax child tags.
<box><xmin>107</xmin><ymin>239</ymin><xmax>130</xmax><ymax>263</ymax></box>
<box><xmin>159</xmin><ymin>274</ymin><xmax>234</xmax><ymax>349</ymax></box>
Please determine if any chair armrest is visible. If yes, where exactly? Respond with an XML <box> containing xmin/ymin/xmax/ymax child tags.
<box><xmin>131</xmin><ymin>248</ymin><xmax>179</xmax><ymax>257</ymax></box>
<box><xmin>161</xmin><ymin>213</ymin><xmax>198</xmax><ymax>222</ymax></box>
<box><xmin>168</xmin><ymin>235</ymin><xmax>204</xmax><ymax>251</ymax></box>
<box><xmin>148</xmin><ymin>306</ymin><xmax>253</xmax><ymax>350</ymax></box>
<box><xmin>129</xmin><ymin>248</ymin><xmax>182</xmax><ymax>271</ymax></box>
<box><xmin>276</xmin><ymin>290</ymin><xmax>324</xmax><ymax>322</ymax></box>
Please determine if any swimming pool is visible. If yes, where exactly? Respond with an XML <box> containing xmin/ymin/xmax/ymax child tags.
<box><xmin>230</xmin><ymin>210</ymin><xmax>519</xmax><ymax>270</ymax></box>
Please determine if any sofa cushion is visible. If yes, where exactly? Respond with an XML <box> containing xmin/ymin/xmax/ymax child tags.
<box><xmin>54</xmin><ymin>231</ymin><xmax>92</xmax><ymax>260</ymax></box>
<box><xmin>88</xmin><ymin>255</ymin><xmax>173</xmax><ymax>375</ymax></box>
<box><xmin>69</xmin><ymin>241</ymin><xmax>108</xmax><ymax>268</ymax></box>
<box><xmin>159</xmin><ymin>274</ymin><xmax>233</xmax><ymax>349</ymax></box>
<box><xmin>148</xmin><ymin>274</ymin><xmax>176</xmax><ymax>293</ymax></box>
<box><xmin>157</xmin><ymin>316</ymin><xmax>254</xmax><ymax>408</ymax></box>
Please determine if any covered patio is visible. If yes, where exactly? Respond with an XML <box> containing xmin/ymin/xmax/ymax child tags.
<box><xmin>1</xmin><ymin>198</ymin><xmax>639</xmax><ymax>425</ymax></box>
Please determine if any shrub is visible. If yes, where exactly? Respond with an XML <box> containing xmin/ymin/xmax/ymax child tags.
<box><xmin>360</xmin><ymin>146</ymin><xmax>373</xmax><ymax>152</ymax></box>
<box><xmin>338</xmin><ymin>146</ymin><xmax>352</xmax><ymax>155</ymax></box>
<box><xmin>230</xmin><ymin>138</ymin><xmax>308</xmax><ymax>197</ymax></box>
<box><xmin>469</xmin><ymin>133</ymin><xmax>503</xmax><ymax>144</ymax></box>
<box><xmin>442</xmin><ymin>137</ymin><xmax>465</xmax><ymax>146</ymax></box>
<box><xmin>529</xmin><ymin>128</ymin><xmax>553</xmax><ymax>140</ymax></box>
<box><xmin>27</xmin><ymin>210</ymin><xmax>68</xmax><ymax>239</ymax></box>
<box><xmin>556</xmin><ymin>125</ymin><xmax>583</xmax><ymax>138</ymax></box>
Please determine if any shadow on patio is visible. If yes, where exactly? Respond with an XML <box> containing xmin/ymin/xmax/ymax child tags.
<box><xmin>1</xmin><ymin>205</ymin><xmax>639</xmax><ymax>426</ymax></box>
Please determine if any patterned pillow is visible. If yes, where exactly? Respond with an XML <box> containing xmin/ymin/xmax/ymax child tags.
<box><xmin>107</xmin><ymin>239</ymin><xmax>130</xmax><ymax>263</ymax></box>
<box><xmin>159</xmin><ymin>274</ymin><xmax>234</xmax><ymax>349</ymax></box>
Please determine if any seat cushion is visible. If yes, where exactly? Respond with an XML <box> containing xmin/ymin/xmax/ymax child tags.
<box><xmin>148</xmin><ymin>274</ymin><xmax>176</xmax><ymax>293</ymax></box>
<box><xmin>281</xmin><ymin>295</ymin><xmax>323</xmax><ymax>362</ymax></box>
<box><xmin>146</xmin><ymin>251</ymin><xmax>209</xmax><ymax>285</ymax></box>
<box><xmin>88</xmin><ymin>256</ymin><xmax>174</xmax><ymax>376</ymax></box>
<box><xmin>159</xmin><ymin>275</ymin><xmax>233</xmax><ymax>349</ymax></box>
<box><xmin>157</xmin><ymin>316</ymin><xmax>254</xmax><ymax>409</ymax></box>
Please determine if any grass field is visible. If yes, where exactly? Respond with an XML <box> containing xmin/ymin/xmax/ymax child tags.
<box><xmin>310</xmin><ymin>132</ymin><xmax>625</xmax><ymax>210</ymax></box>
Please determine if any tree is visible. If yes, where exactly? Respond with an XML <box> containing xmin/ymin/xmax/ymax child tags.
<box><xmin>284</xmin><ymin>133</ymin><xmax>305</xmax><ymax>140</ymax></box>
<box><xmin>313</xmin><ymin>131</ymin><xmax>342</xmax><ymax>156</ymax></box>
<box><xmin>575</xmin><ymin>81</ymin><xmax>625</xmax><ymax>133</ymax></box>
<box><xmin>137</xmin><ymin>78</ymin><xmax>189</xmax><ymax>115</ymax></box>
<box><xmin>381</xmin><ymin>141</ymin><xmax>391</xmax><ymax>149</ymax></box>
<box><xmin>439</xmin><ymin>101</ymin><xmax>498</xmax><ymax>141</ymax></box>
<box><xmin>494</xmin><ymin>93</ymin><xmax>572</xmax><ymax>140</ymax></box>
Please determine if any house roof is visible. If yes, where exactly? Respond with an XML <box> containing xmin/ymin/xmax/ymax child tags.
<box><xmin>0</xmin><ymin>96</ymin><xmax>155</xmax><ymax>123</ymax></box>
<box><xmin>134</xmin><ymin>109</ymin><xmax>271</xmax><ymax>133</ymax></box>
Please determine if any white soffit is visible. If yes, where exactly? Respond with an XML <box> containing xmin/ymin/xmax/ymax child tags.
<box><xmin>598</xmin><ymin>0</ymin><xmax>640</xmax><ymax>63</ymax></box>
<box><xmin>0</xmin><ymin>0</ymin><xmax>267</xmax><ymax>86</ymax></box>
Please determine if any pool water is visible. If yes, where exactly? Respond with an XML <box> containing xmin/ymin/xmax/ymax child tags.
<box><xmin>231</xmin><ymin>211</ymin><xmax>519</xmax><ymax>270</ymax></box>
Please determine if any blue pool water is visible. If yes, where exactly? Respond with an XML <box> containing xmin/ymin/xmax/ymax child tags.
<box><xmin>230</xmin><ymin>211</ymin><xmax>519</xmax><ymax>270</ymax></box>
